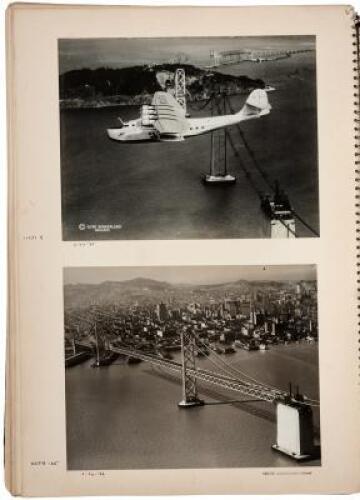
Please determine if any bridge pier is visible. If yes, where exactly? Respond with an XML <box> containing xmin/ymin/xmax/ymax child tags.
<box><xmin>178</xmin><ymin>399</ymin><xmax>204</xmax><ymax>408</ymax></box>
<box><xmin>178</xmin><ymin>328</ymin><xmax>204</xmax><ymax>408</ymax></box>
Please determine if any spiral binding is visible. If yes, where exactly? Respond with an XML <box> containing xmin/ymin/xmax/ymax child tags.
<box><xmin>354</xmin><ymin>14</ymin><xmax>360</xmax><ymax>379</ymax></box>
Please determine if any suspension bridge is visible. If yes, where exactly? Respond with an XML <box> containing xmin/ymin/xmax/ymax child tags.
<box><xmin>109</xmin><ymin>330</ymin><xmax>290</xmax><ymax>407</ymax></box>
<box><xmin>208</xmin><ymin>48</ymin><xmax>314</xmax><ymax>67</ymax></box>
<box><xmin>65</xmin><ymin>307</ymin><xmax>319</xmax><ymax>408</ymax></box>
<box><xmin>65</xmin><ymin>305</ymin><xmax>320</xmax><ymax>461</ymax></box>
<box><xmin>186</xmin><ymin>68</ymin><xmax>319</xmax><ymax>238</ymax></box>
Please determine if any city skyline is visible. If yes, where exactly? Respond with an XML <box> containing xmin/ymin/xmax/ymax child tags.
<box><xmin>64</xmin><ymin>265</ymin><xmax>316</xmax><ymax>286</ymax></box>
<box><xmin>65</xmin><ymin>264</ymin><xmax>319</xmax><ymax>470</ymax></box>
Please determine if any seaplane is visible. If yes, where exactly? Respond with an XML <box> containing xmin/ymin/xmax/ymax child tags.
<box><xmin>106</xmin><ymin>88</ymin><xmax>271</xmax><ymax>143</ymax></box>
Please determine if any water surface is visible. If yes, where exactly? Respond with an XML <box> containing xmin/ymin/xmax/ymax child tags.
<box><xmin>60</xmin><ymin>52</ymin><xmax>318</xmax><ymax>240</ymax></box>
<box><xmin>66</xmin><ymin>343</ymin><xmax>320</xmax><ymax>470</ymax></box>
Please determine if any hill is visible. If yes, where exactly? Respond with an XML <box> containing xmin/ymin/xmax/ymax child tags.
<box><xmin>59</xmin><ymin>63</ymin><xmax>265</xmax><ymax>109</ymax></box>
<box><xmin>64</xmin><ymin>277</ymin><xmax>316</xmax><ymax>309</ymax></box>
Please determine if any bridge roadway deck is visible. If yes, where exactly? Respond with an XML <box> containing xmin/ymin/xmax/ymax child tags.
<box><xmin>109</xmin><ymin>344</ymin><xmax>286</xmax><ymax>403</ymax></box>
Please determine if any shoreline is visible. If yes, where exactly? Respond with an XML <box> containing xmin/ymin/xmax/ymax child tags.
<box><xmin>59</xmin><ymin>89</ymin><xmax>255</xmax><ymax>110</ymax></box>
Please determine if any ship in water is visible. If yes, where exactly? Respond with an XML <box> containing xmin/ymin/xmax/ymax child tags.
<box><xmin>128</xmin><ymin>356</ymin><xmax>142</xmax><ymax>364</ymax></box>
<box><xmin>65</xmin><ymin>351</ymin><xmax>93</xmax><ymax>368</ymax></box>
<box><xmin>264</xmin><ymin>84</ymin><xmax>276</xmax><ymax>92</ymax></box>
<box><xmin>91</xmin><ymin>351</ymin><xmax>119</xmax><ymax>368</ymax></box>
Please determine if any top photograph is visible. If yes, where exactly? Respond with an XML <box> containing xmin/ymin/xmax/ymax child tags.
<box><xmin>58</xmin><ymin>36</ymin><xmax>319</xmax><ymax>240</ymax></box>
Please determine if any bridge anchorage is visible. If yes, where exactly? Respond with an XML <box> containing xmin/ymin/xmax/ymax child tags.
<box><xmin>66</xmin><ymin>310</ymin><xmax>320</xmax><ymax>461</ymax></box>
<box><xmin>176</xmin><ymin>329</ymin><xmax>318</xmax><ymax>459</ymax></box>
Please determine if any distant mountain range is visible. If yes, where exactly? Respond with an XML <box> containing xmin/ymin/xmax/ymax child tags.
<box><xmin>59</xmin><ymin>63</ymin><xmax>264</xmax><ymax>108</ymax></box>
<box><xmin>64</xmin><ymin>277</ymin><xmax>316</xmax><ymax>309</ymax></box>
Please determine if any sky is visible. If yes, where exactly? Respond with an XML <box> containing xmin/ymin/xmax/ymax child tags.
<box><xmin>63</xmin><ymin>265</ymin><xmax>316</xmax><ymax>286</ymax></box>
<box><xmin>58</xmin><ymin>36</ymin><xmax>315</xmax><ymax>74</ymax></box>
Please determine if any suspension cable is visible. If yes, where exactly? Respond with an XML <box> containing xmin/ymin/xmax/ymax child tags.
<box><xmin>212</xmin><ymin>100</ymin><xmax>297</xmax><ymax>238</ymax></box>
<box><xmin>196</xmin><ymin>339</ymin><xmax>320</xmax><ymax>406</ymax></box>
<box><xmin>195</xmin><ymin>344</ymin><xmax>252</xmax><ymax>384</ymax></box>
<box><xmin>224</xmin><ymin>94</ymin><xmax>319</xmax><ymax>237</ymax></box>
<box><xmin>188</xmin><ymin>93</ymin><xmax>215</xmax><ymax>112</ymax></box>
<box><xmin>196</xmin><ymin>338</ymin><xmax>285</xmax><ymax>395</ymax></box>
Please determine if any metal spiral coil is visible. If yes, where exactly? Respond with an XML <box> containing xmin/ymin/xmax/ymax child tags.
<box><xmin>353</xmin><ymin>14</ymin><xmax>360</xmax><ymax>377</ymax></box>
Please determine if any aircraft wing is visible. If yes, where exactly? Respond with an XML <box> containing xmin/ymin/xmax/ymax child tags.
<box><xmin>152</xmin><ymin>91</ymin><xmax>187</xmax><ymax>136</ymax></box>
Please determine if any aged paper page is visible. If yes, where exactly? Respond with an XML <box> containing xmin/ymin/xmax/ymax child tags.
<box><xmin>6</xmin><ymin>3</ymin><xmax>360</xmax><ymax>495</ymax></box>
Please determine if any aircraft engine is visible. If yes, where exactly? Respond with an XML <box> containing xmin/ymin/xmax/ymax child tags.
<box><xmin>142</xmin><ymin>105</ymin><xmax>156</xmax><ymax>111</ymax></box>
<box><xmin>141</xmin><ymin>110</ymin><xmax>157</xmax><ymax>118</ymax></box>
<box><xmin>141</xmin><ymin>118</ymin><xmax>156</xmax><ymax>126</ymax></box>
<box><xmin>141</xmin><ymin>105</ymin><xmax>157</xmax><ymax>115</ymax></box>
<box><xmin>141</xmin><ymin>105</ymin><xmax>157</xmax><ymax>126</ymax></box>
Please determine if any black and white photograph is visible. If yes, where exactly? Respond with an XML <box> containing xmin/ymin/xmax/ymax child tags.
<box><xmin>59</xmin><ymin>36</ymin><xmax>319</xmax><ymax>240</ymax></box>
<box><xmin>64</xmin><ymin>265</ymin><xmax>320</xmax><ymax>470</ymax></box>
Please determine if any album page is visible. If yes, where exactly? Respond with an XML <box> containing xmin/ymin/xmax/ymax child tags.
<box><xmin>6</xmin><ymin>3</ymin><xmax>360</xmax><ymax>496</ymax></box>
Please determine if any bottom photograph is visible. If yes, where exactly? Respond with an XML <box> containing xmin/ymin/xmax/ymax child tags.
<box><xmin>63</xmin><ymin>265</ymin><xmax>320</xmax><ymax>470</ymax></box>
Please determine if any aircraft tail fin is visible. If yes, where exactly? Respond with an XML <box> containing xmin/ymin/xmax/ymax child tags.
<box><xmin>238</xmin><ymin>89</ymin><xmax>271</xmax><ymax>118</ymax></box>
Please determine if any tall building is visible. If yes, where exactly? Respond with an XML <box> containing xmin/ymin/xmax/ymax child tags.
<box><xmin>239</xmin><ymin>302</ymin><xmax>251</xmax><ymax>317</ymax></box>
<box><xmin>224</xmin><ymin>299</ymin><xmax>240</xmax><ymax>318</ymax></box>
<box><xmin>155</xmin><ymin>302</ymin><xmax>169</xmax><ymax>322</ymax></box>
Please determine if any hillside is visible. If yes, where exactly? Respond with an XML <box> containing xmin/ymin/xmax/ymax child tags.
<box><xmin>64</xmin><ymin>278</ymin><xmax>316</xmax><ymax>309</ymax></box>
<box><xmin>59</xmin><ymin>63</ymin><xmax>265</xmax><ymax>109</ymax></box>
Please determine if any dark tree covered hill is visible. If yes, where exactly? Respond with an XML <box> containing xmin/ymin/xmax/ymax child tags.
<box><xmin>59</xmin><ymin>63</ymin><xmax>264</xmax><ymax>108</ymax></box>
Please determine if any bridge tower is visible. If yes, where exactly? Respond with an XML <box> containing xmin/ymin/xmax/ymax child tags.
<box><xmin>178</xmin><ymin>328</ymin><xmax>203</xmax><ymax>408</ymax></box>
<box><xmin>94</xmin><ymin>320</ymin><xmax>100</xmax><ymax>365</ymax></box>
<box><xmin>175</xmin><ymin>68</ymin><xmax>187</xmax><ymax>115</ymax></box>
<box><xmin>209</xmin><ymin>49</ymin><xmax>221</xmax><ymax>67</ymax></box>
